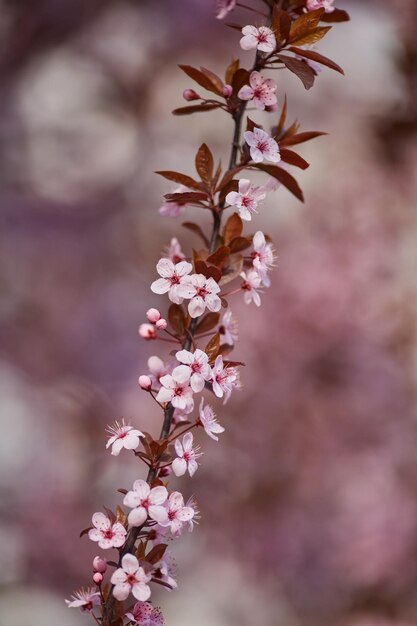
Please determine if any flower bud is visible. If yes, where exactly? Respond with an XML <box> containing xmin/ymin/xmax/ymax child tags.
<box><xmin>146</xmin><ymin>308</ymin><xmax>161</xmax><ymax>323</ymax></box>
<box><xmin>93</xmin><ymin>556</ymin><xmax>107</xmax><ymax>574</ymax></box>
<box><xmin>183</xmin><ymin>89</ymin><xmax>200</xmax><ymax>101</ymax></box>
<box><xmin>139</xmin><ymin>375</ymin><xmax>152</xmax><ymax>391</ymax></box>
<box><xmin>93</xmin><ymin>572</ymin><xmax>103</xmax><ymax>585</ymax></box>
<box><xmin>138</xmin><ymin>323</ymin><xmax>156</xmax><ymax>340</ymax></box>
<box><xmin>159</xmin><ymin>466</ymin><xmax>172</xmax><ymax>477</ymax></box>
<box><xmin>222</xmin><ymin>84</ymin><xmax>233</xmax><ymax>97</ymax></box>
<box><xmin>265</xmin><ymin>102</ymin><xmax>278</xmax><ymax>113</ymax></box>
<box><xmin>155</xmin><ymin>318</ymin><xmax>167</xmax><ymax>330</ymax></box>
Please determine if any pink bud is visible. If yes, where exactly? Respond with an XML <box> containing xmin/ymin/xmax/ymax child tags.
<box><xmin>183</xmin><ymin>89</ymin><xmax>200</xmax><ymax>101</ymax></box>
<box><xmin>93</xmin><ymin>556</ymin><xmax>107</xmax><ymax>573</ymax></box>
<box><xmin>155</xmin><ymin>318</ymin><xmax>167</xmax><ymax>330</ymax></box>
<box><xmin>146</xmin><ymin>308</ymin><xmax>161</xmax><ymax>323</ymax></box>
<box><xmin>159</xmin><ymin>466</ymin><xmax>172</xmax><ymax>477</ymax></box>
<box><xmin>138</xmin><ymin>323</ymin><xmax>156</xmax><ymax>340</ymax></box>
<box><xmin>93</xmin><ymin>572</ymin><xmax>103</xmax><ymax>585</ymax></box>
<box><xmin>222</xmin><ymin>84</ymin><xmax>233</xmax><ymax>97</ymax></box>
<box><xmin>139</xmin><ymin>375</ymin><xmax>152</xmax><ymax>391</ymax></box>
<box><xmin>265</xmin><ymin>102</ymin><xmax>278</xmax><ymax>112</ymax></box>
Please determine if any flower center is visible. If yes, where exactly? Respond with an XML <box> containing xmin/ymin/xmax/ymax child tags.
<box><xmin>141</xmin><ymin>498</ymin><xmax>150</xmax><ymax>509</ymax></box>
<box><xmin>241</xmin><ymin>280</ymin><xmax>251</xmax><ymax>291</ymax></box>
<box><xmin>168</xmin><ymin>510</ymin><xmax>176</xmax><ymax>521</ymax></box>
<box><xmin>257</xmin><ymin>32</ymin><xmax>267</xmax><ymax>43</ymax></box>
<box><xmin>257</xmin><ymin>140</ymin><xmax>269</xmax><ymax>152</ymax></box>
<box><xmin>174</xmin><ymin>386</ymin><xmax>184</xmax><ymax>397</ymax></box>
<box><xmin>183</xmin><ymin>452</ymin><xmax>191</xmax><ymax>462</ymax></box>
<box><xmin>126</xmin><ymin>574</ymin><xmax>137</xmax><ymax>585</ymax></box>
<box><xmin>103</xmin><ymin>529</ymin><xmax>114</xmax><ymax>539</ymax></box>
<box><xmin>191</xmin><ymin>362</ymin><xmax>201</xmax><ymax>373</ymax></box>
<box><xmin>196</xmin><ymin>286</ymin><xmax>208</xmax><ymax>298</ymax></box>
<box><xmin>169</xmin><ymin>274</ymin><xmax>181</xmax><ymax>285</ymax></box>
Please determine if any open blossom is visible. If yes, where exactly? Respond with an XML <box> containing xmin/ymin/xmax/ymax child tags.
<box><xmin>226</xmin><ymin>178</ymin><xmax>267</xmax><ymax>221</ymax></box>
<box><xmin>88</xmin><ymin>512</ymin><xmax>127</xmax><ymax>549</ymax></box>
<box><xmin>306</xmin><ymin>0</ymin><xmax>335</xmax><ymax>12</ymax></box>
<box><xmin>210</xmin><ymin>355</ymin><xmax>238</xmax><ymax>399</ymax></box>
<box><xmin>181</xmin><ymin>274</ymin><xmax>222</xmax><ymax>318</ymax></box>
<box><xmin>163</xmin><ymin>237</ymin><xmax>186</xmax><ymax>263</ymax></box>
<box><xmin>172</xmin><ymin>432</ymin><xmax>202</xmax><ymax>477</ymax></box>
<box><xmin>216</xmin><ymin>0</ymin><xmax>236</xmax><ymax>19</ymax></box>
<box><xmin>240</xmin><ymin>25</ymin><xmax>276</xmax><ymax>53</ymax></box>
<box><xmin>126</xmin><ymin>602</ymin><xmax>165</xmax><ymax>626</ymax></box>
<box><xmin>159</xmin><ymin>185</ymin><xmax>188</xmax><ymax>218</ymax></box>
<box><xmin>218</xmin><ymin>309</ymin><xmax>239</xmax><ymax>346</ymax></box>
<box><xmin>106</xmin><ymin>419</ymin><xmax>143</xmax><ymax>456</ymax></box>
<box><xmin>244</xmin><ymin>128</ymin><xmax>281</xmax><ymax>163</ymax></box>
<box><xmin>123</xmin><ymin>479</ymin><xmax>168</xmax><ymax>527</ymax></box>
<box><xmin>65</xmin><ymin>587</ymin><xmax>100</xmax><ymax>611</ymax></box>
<box><xmin>241</xmin><ymin>269</ymin><xmax>262</xmax><ymax>306</ymax></box>
<box><xmin>151</xmin><ymin>258</ymin><xmax>192</xmax><ymax>304</ymax></box>
<box><xmin>156</xmin><ymin>369</ymin><xmax>194</xmax><ymax>412</ymax></box>
<box><xmin>159</xmin><ymin>491</ymin><xmax>195</xmax><ymax>535</ymax></box>
<box><xmin>252</xmin><ymin>231</ymin><xmax>275</xmax><ymax>287</ymax></box>
<box><xmin>111</xmin><ymin>554</ymin><xmax>152</xmax><ymax>602</ymax></box>
<box><xmin>238</xmin><ymin>71</ymin><xmax>277</xmax><ymax>111</ymax></box>
<box><xmin>173</xmin><ymin>348</ymin><xmax>211</xmax><ymax>392</ymax></box>
<box><xmin>198</xmin><ymin>398</ymin><xmax>224</xmax><ymax>441</ymax></box>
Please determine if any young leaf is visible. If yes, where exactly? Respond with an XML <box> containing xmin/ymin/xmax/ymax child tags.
<box><xmin>216</xmin><ymin>166</ymin><xmax>244</xmax><ymax>192</ymax></box>
<box><xmin>146</xmin><ymin>543</ymin><xmax>168</xmax><ymax>566</ymax></box>
<box><xmin>182</xmin><ymin>222</ymin><xmax>210</xmax><ymax>247</ymax></box>
<box><xmin>289</xmin><ymin>8</ymin><xmax>324</xmax><ymax>42</ymax></box>
<box><xmin>232</xmin><ymin>68</ymin><xmax>250</xmax><ymax>96</ymax></box>
<box><xmin>172</xmin><ymin>103</ymin><xmax>221</xmax><ymax>116</ymax></box>
<box><xmin>205</xmin><ymin>333</ymin><xmax>221</xmax><ymax>362</ymax></box>
<box><xmin>288</xmin><ymin>46</ymin><xmax>344</xmax><ymax>75</ymax></box>
<box><xmin>155</xmin><ymin>170</ymin><xmax>202</xmax><ymax>190</ymax></box>
<box><xmin>271</xmin><ymin>6</ymin><xmax>292</xmax><ymax>44</ymax></box>
<box><xmin>179</xmin><ymin>64</ymin><xmax>223</xmax><ymax>95</ymax></box>
<box><xmin>289</xmin><ymin>26</ymin><xmax>332</xmax><ymax>47</ymax></box>
<box><xmin>195</xmin><ymin>260</ymin><xmax>222</xmax><ymax>283</ymax></box>
<box><xmin>219</xmin><ymin>254</ymin><xmax>243</xmax><ymax>286</ymax></box>
<box><xmin>254</xmin><ymin>164</ymin><xmax>304</xmax><ymax>202</ymax></box>
<box><xmin>207</xmin><ymin>245</ymin><xmax>231</xmax><ymax>269</ymax></box>
<box><xmin>223</xmin><ymin>212</ymin><xmax>243</xmax><ymax>244</ymax></box>
<box><xmin>195</xmin><ymin>144</ymin><xmax>214</xmax><ymax>185</ymax></box>
<box><xmin>321</xmin><ymin>9</ymin><xmax>350</xmax><ymax>23</ymax></box>
<box><xmin>280</xmin><ymin>148</ymin><xmax>310</xmax><ymax>170</ymax></box>
<box><xmin>196</xmin><ymin>312</ymin><xmax>220</xmax><ymax>334</ymax></box>
<box><xmin>229</xmin><ymin>236</ymin><xmax>252</xmax><ymax>253</ymax></box>
<box><xmin>275</xmin><ymin>94</ymin><xmax>287</xmax><ymax>139</ymax></box>
<box><xmin>225</xmin><ymin>58</ymin><xmax>240</xmax><ymax>86</ymax></box>
<box><xmin>168</xmin><ymin>304</ymin><xmax>186</xmax><ymax>335</ymax></box>
<box><xmin>164</xmin><ymin>191</ymin><xmax>208</xmax><ymax>204</ymax></box>
<box><xmin>277</xmin><ymin>55</ymin><xmax>316</xmax><ymax>90</ymax></box>
<box><xmin>280</xmin><ymin>131</ymin><xmax>327</xmax><ymax>147</ymax></box>
<box><xmin>199</xmin><ymin>67</ymin><xmax>224</xmax><ymax>95</ymax></box>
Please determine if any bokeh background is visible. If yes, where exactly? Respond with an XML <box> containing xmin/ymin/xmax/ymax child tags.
<box><xmin>1</xmin><ymin>0</ymin><xmax>417</xmax><ymax>625</ymax></box>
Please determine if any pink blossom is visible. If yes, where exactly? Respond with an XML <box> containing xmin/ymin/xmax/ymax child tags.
<box><xmin>240</xmin><ymin>25</ymin><xmax>276</xmax><ymax>53</ymax></box>
<box><xmin>241</xmin><ymin>269</ymin><xmax>262</xmax><ymax>306</ymax></box>
<box><xmin>156</xmin><ymin>369</ymin><xmax>194</xmax><ymax>412</ymax></box>
<box><xmin>306</xmin><ymin>0</ymin><xmax>335</xmax><ymax>13</ymax></box>
<box><xmin>155</xmin><ymin>318</ymin><xmax>167</xmax><ymax>330</ymax></box>
<box><xmin>184</xmin><ymin>495</ymin><xmax>200</xmax><ymax>531</ymax></box>
<box><xmin>183</xmin><ymin>88</ymin><xmax>200</xmax><ymax>101</ymax></box>
<box><xmin>173</xmin><ymin>348</ymin><xmax>211</xmax><ymax>392</ymax></box>
<box><xmin>180</xmin><ymin>274</ymin><xmax>222</xmax><ymax>318</ymax></box>
<box><xmin>93</xmin><ymin>572</ymin><xmax>103</xmax><ymax>585</ymax></box>
<box><xmin>139</xmin><ymin>323</ymin><xmax>157</xmax><ymax>340</ymax></box>
<box><xmin>146</xmin><ymin>525</ymin><xmax>170</xmax><ymax>546</ymax></box>
<box><xmin>147</xmin><ymin>356</ymin><xmax>170</xmax><ymax>389</ymax></box>
<box><xmin>93</xmin><ymin>556</ymin><xmax>107</xmax><ymax>574</ymax></box>
<box><xmin>198</xmin><ymin>398</ymin><xmax>224</xmax><ymax>441</ymax></box>
<box><xmin>150</xmin><ymin>258</ymin><xmax>193</xmax><ymax>304</ymax></box>
<box><xmin>65</xmin><ymin>587</ymin><xmax>100</xmax><ymax>611</ymax></box>
<box><xmin>172</xmin><ymin>432</ymin><xmax>202</xmax><ymax>477</ymax></box>
<box><xmin>126</xmin><ymin>602</ymin><xmax>165</xmax><ymax>626</ymax></box>
<box><xmin>216</xmin><ymin>0</ymin><xmax>236</xmax><ymax>19</ymax></box>
<box><xmin>158</xmin><ymin>185</ymin><xmax>188</xmax><ymax>218</ymax></box>
<box><xmin>244</xmin><ymin>128</ymin><xmax>281</xmax><ymax>164</ymax></box>
<box><xmin>218</xmin><ymin>310</ymin><xmax>239</xmax><ymax>346</ymax></box>
<box><xmin>238</xmin><ymin>71</ymin><xmax>278</xmax><ymax>111</ymax></box>
<box><xmin>146</xmin><ymin>308</ymin><xmax>161</xmax><ymax>323</ymax></box>
<box><xmin>210</xmin><ymin>354</ymin><xmax>238</xmax><ymax>399</ymax></box>
<box><xmin>88</xmin><ymin>512</ymin><xmax>127</xmax><ymax>549</ymax></box>
<box><xmin>123</xmin><ymin>479</ymin><xmax>168</xmax><ymax>527</ymax></box>
<box><xmin>226</xmin><ymin>178</ymin><xmax>267</xmax><ymax>221</ymax></box>
<box><xmin>222</xmin><ymin>84</ymin><xmax>233</xmax><ymax>97</ymax></box>
<box><xmin>153</xmin><ymin>560</ymin><xmax>177</xmax><ymax>590</ymax></box>
<box><xmin>163</xmin><ymin>237</ymin><xmax>185</xmax><ymax>263</ymax></box>
<box><xmin>106</xmin><ymin>419</ymin><xmax>143</xmax><ymax>456</ymax></box>
<box><xmin>111</xmin><ymin>553</ymin><xmax>152</xmax><ymax>602</ymax></box>
<box><xmin>251</xmin><ymin>230</ymin><xmax>275</xmax><ymax>287</ymax></box>
<box><xmin>159</xmin><ymin>491</ymin><xmax>195</xmax><ymax>535</ymax></box>
<box><xmin>139</xmin><ymin>375</ymin><xmax>152</xmax><ymax>391</ymax></box>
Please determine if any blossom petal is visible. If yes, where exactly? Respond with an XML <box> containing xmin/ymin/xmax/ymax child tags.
<box><xmin>149</xmin><ymin>486</ymin><xmax>168</xmax><ymax>506</ymax></box>
<box><xmin>156</xmin><ymin>258</ymin><xmax>174</xmax><ymax>278</ymax></box>
<box><xmin>92</xmin><ymin>512</ymin><xmax>110</xmax><ymax>531</ymax></box>
<box><xmin>188</xmin><ymin>296</ymin><xmax>206</xmax><ymax>318</ymax></box>
<box><xmin>148</xmin><ymin>504</ymin><xmax>168</xmax><ymax>523</ymax></box>
<box><xmin>132</xmin><ymin>582</ymin><xmax>151</xmax><ymax>602</ymax></box>
<box><xmin>122</xmin><ymin>553</ymin><xmax>139</xmax><ymax>575</ymax></box>
<box><xmin>111</xmin><ymin>568</ymin><xmax>128</xmax><ymax>585</ymax></box>
<box><xmin>113</xmin><ymin>582</ymin><xmax>131</xmax><ymax>601</ymax></box>
<box><xmin>151</xmin><ymin>278</ymin><xmax>170</xmax><ymax>295</ymax></box>
<box><xmin>128</xmin><ymin>507</ymin><xmax>147</xmax><ymax>527</ymax></box>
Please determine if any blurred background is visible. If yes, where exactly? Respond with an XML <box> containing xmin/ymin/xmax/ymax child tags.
<box><xmin>1</xmin><ymin>0</ymin><xmax>417</xmax><ymax>625</ymax></box>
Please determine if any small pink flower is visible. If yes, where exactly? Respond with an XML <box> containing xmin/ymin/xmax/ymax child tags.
<box><xmin>238</xmin><ymin>71</ymin><xmax>278</xmax><ymax>111</ymax></box>
<box><xmin>111</xmin><ymin>554</ymin><xmax>151</xmax><ymax>602</ymax></box>
<box><xmin>218</xmin><ymin>310</ymin><xmax>239</xmax><ymax>346</ymax></box>
<box><xmin>156</xmin><ymin>369</ymin><xmax>194</xmax><ymax>412</ymax></box>
<box><xmin>139</xmin><ymin>323</ymin><xmax>157</xmax><ymax>340</ymax></box>
<box><xmin>123</xmin><ymin>479</ymin><xmax>168</xmax><ymax>527</ymax></box>
<box><xmin>198</xmin><ymin>398</ymin><xmax>224</xmax><ymax>441</ymax></box>
<box><xmin>180</xmin><ymin>274</ymin><xmax>222</xmax><ymax>318</ymax></box>
<box><xmin>155</xmin><ymin>318</ymin><xmax>167</xmax><ymax>330</ymax></box>
<box><xmin>240</xmin><ymin>25</ymin><xmax>276</xmax><ymax>53</ymax></box>
<box><xmin>244</xmin><ymin>128</ymin><xmax>281</xmax><ymax>164</ymax></box>
<box><xmin>158</xmin><ymin>185</ymin><xmax>188</xmax><ymax>218</ymax></box>
<box><xmin>93</xmin><ymin>556</ymin><xmax>107</xmax><ymax>573</ymax></box>
<box><xmin>93</xmin><ymin>572</ymin><xmax>103</xmax><ymax>585</ymax></box>
<box><xmin>173</xmin><ymin>348</ymin><xmax>211</xmax><ymax>392</ymax></box>
<box><xmin>150</xmin><ymin>258</ymin><xmax>193</xmax><ymax>304</ymax></box>
<box><xmin>146</xmin><ymin>308</ymin><xmax>161</xmax><ymax>323</ymax></box>
<box><xmin>106</xmin><ymin>419</ymin><xmax>143</xmax><ymax>456</ymax></box>
<box><xmin>163</xmin><ymin>237</ymin><xmax>185</xmax><ymax>263</ymax></box>
<box><xmin>216</xmin><ymin>0</ymin><xmax>236</xmax><ymax>19</ymax></box>
<box><xmin>65</xmin><ymin>587</ymin><xmax>100</xmax><ymax>611</ymax></box>
<box><xmin>210</xmin><ymin>355</ymin><xmax>238</xmax><ymax>399</ymax></box>
<box><xmin>139</xmin><ymin>375</ymin><xmax>152</xmax><ymax>391</ymax></box>
<box><xmin>241</xmin><ymin>269</ymin><xmax>262</xmax><ymax>306</ymax></box>
<box><xmin>126</xmin><ymin>601</ymin><xmax>165</xmax><ymax>626</ymax></box>
<box><xmin>88</xmin><ymin>512</ymin><xmax>127</xmax><ymax>549</ymax></box>
<box><xmin>226</xmin><ymin>178</ymin><xmax>267</xmax><ymax>221</ymax></box>
<box><xmin>172</xmin><ymin>432</ymin><xmax>202</xmax><ymax>477</ymax></box>
<box><xmin>306</xmin><ymin>0</ymin><xmax>335</xmax><ymax>13</ymax></box>
<box><xmin>183</xmin><ymin>88</ymin><xmax>200</xmax><ymax>101</ymax></box>
<box><xmin>222</xmin><ymin>84</ymin><xmax>233</xmax><ymax>97</ymax></box>
<box><xmin>159</xmin><ymin>491</ymin><xmax>195</xmax><ymax>535</ymax></box>
<box><xmin>251</xmin><ymin>231</ymin><xmax>275</xmax><ymax>287</ymax></box>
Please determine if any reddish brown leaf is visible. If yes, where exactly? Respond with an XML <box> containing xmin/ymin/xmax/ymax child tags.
<box><xmin>79</xmin><ymin>526</ymin><xmax>93</xmax><ymax>538</ymax></box>
<box><xmin>115</xmin><ymin>505</ymin><xmax>127</xmax><ymax>527</ymax></box>
<box><xmin>195</xmin><ymin>143</ymin><xmax>214</xmax><ymax>185</ymax></box>
<box><xmin>289</xmin><ymin>8</ymin><xmax>324</xmax><ymax>41</ymax></box>
<box><xmin>219</xmin><ymin>253</ymin><xmax>243</xmax><ymax>286</ymax></box>
<box><xmin>288</xmin><ymin>46</ymin><xmax>344</xmax><ymax>74</ymax></box>
<box><xmin>225</xmin><ymin>58</ymin><xmax>240</xmax><ymax>86</ymax></box>
<box><xmin>290</xmin><ymin>26</ymin><xmax>331</xmax><ymax>47</ymax></box>
<box><xmin>271</xmin><ymin>6</ymin><xmax>292</xmax><ymax>44</ymax></box>
<box><xmin>155</xmin><ymin>170</ymin><xmax>202</xmax><ymax>190</ymax></box>
<box><xmin>321</xmin><ymin>9</ymin><xmax>350</xmax><ymax>22</ymax></box>
<box><xmin>277</xmin><ymin>54</ymin><xmax>316</xmax><ymax>90</ymax></box>
<box><xmin>228</xmin><ymin>236</ymin><xmax>252</xmax><ymax>253</ymax></box>
<box><xmin>246</xmin><ymin>116</ymin><xmax>258</xmax><ymax>133</ymax></box>
<box><xmin>205</xmin><ymin>333</ymin><xmax>221</xmax><ymax>362</ymax></box>
<box><xmin>219</xmin><ymin>179</ymin><xmax>239</xmax><ymax>204</ymax></box>
<box><xmin>280</xmin><ymin>131</ymin><xmax>327</xmax><ymax>147</ymax></box>
<box><xmin>275</xmin><ymin>94</ymin><xmax>287</xmax><ymax>140</ymax></box>
<box><xmin>196</xmin><ymin>312</ymin><xmax>220</xmax><ymax>334</ymax></box>
<box><xmin>255</xmin><ymin>164</ymin><xmax>304</xmax><ymax>202</ymax></box>
<box><xmin>172</xmin><ymin>103</ymin><xmax>221</xmax><ymax>116</ymax></box>
<box><xmin>216</xmin><ymin>166</ymin><xmax>244</xmax><ymax>192</ymax></box>
<box><xmin>207</xmin><ymin>246</ymin><xmax>231</xmax><ymax>269</ymax></box>
<box><xmin>194</xmin><ymin>260</ymin><xmax>222</xmax><ymax>283</ymax></box>
<box><xmin>164</xmin><ymin>191</ymin><xmax>208</xmax><ymax>204</ymax></box>
<box><xmin>199</xmin><ymin>67</ymin><xmax>224</xmax><ymax>95</ymax></box>
<box><xmin>223</xmin><ymin>212</ymin><xmax>243</xmax><ymax>244</ymax></box>
<box><xmin>231</xmin><ymin>68</ymin><xmax>250</xmax><ymax>96</ymax></box>
<box><xmin>146</xmin><ymin>543</ymin><xmax>168</xmax><ymax>566</ymax></box>
<box><xmin>179</xmin><ymin>64</ymin><xmax>223</xmax><ymax>95</ymax></box>
<box><xmin>280</xmin><ymin>148</ymin><xmax>310</xmax><ymax>170</ymax></box>
<box><xmin>182</xmin><ymin>222</ymin><xmax>210</xmax><ymax>247</ymax></box>
<box><xmin>168</xmin><ymin>304</ymin><xmax>186</xmax><ymax>335</ymax></box>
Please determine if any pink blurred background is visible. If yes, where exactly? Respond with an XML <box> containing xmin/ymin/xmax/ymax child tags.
<box><xmin>1</xmin><ymin>1</ymin><xmax>417</xmax><ymax>625</ymax></box>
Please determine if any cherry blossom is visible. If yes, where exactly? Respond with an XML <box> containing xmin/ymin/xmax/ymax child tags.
<box><xmin>241</xmin><ymin>269</ymin><xmax>262</xmax><ymax>306</ymax></box>
<box><xmin>146</xmin><ymin>308</ymin><xmax>161</xmax><ymax>323</ymax></box>
<box><xmin>150</xmin><ymin>258</ymin><xmax>192</xmax><ymax>304</ymax></box>
<box><xmin>251</xmin><ymin>230</ymin><xmax>275</xmax><ymax>287</ymax></box>
<box><xmin>65</xmin><ymin>587</ymin><xmax>100</xmax><ymax>611</ymax></box>
<box><xmin>158</xmin><ymin>185</ymin><xmax>188</xmax><ymax>218</ymax></box>
<box><xmin>123</xmin><ymin>479</ymin><xmax>168</xmax><ymax>527</ymax></box>
<box><xmin>163</xmin><ymin>237</ymin><xmax>186</xmax><ymax>263</ymax></box>
<box><xmin>218</xmin><ymin>310</ymin><xmax>239</xmax><ymax>346</ymax></box>
<box><xmin>210</xmin><ymin>354</ymin><xmax>238</xmax><ymax>399</ymax></box>
<box><xmin>159</xmin><ymin>491</ymin><xmax>195</xmax><ymax>535</ymax></box>
<box><xmin>126</xmin><ymin>602</ymin><xmax>165</xmax><ymax>626</ymax></box>
<box><xmin>238</xmin><ymin>71</ymin><xmax>278</xmax><ymax>111</ymax></box>
<box><xmin>173</xmin><ymin>348</ymin><xmax>211</xmax><ymax>392</ymax></box>
<box><xmin>185</xmin><ymin>495</ymin><xmax>200</xmax><ymax>532</ymax></box>
<box><xmin>147</xmin><ymin>355</ymin><xmax>170</xmax><ymax>389</ymax></box>
<box><xmin>139</xmin><ymin>375</ymin><xmax>152</xmax><ymax>391</ymax></box>
<box><xmin>244</xmin><ymin>128</ymin><xmax>281</xmax><ymax>163</ymax></box>
<box><xmin>156</xmin><ymin>369</ymin><xmax>194</xmax><ymax>412</ymax></box>
<box><xmin>93</xmin><ymin>556</ymin><xmax>107</xmax><ymax>573</ymax></box>
<box><xmin>88</xmin><ymin>512</ymin><xmax>127</xmax><ymax>549</ymax></box>
<box><xmin>226</xmin><ymin>178</ymin><xmax>267</xmax><ymax>221</ymax></box>
<box><xmin>240</xmin><ymin>25</ymin><xmax>276</xmax><ymax>53</ymax></box>
<box><xmin>306</xmin><ymin>0</ymin><xmax>335</xmax><ymax>12</ymax></box>
<box><xmin>180</xmin><ymin>274</ymin><xmax>222</xmax><ymax>318</ymax></box>
<box><xmin>172</xmin><ymin>432</ymin><xmax>202</xmax><ymax>477</ymax></box>
<box><xmin>106</xmin><ymin>419</ymin><xmax>143</xmax><ymax>456</ymax></box>
<box><xmin>111</xmin><ymin>554</ymin><xmax>152</xmax><ymax>602</ymax></box>
<box><xmin>216</xmin><ymin>0</ymin><xmax>236</xmax><ymax>19</ymax></box>
<box><xmin>139</xmin><ymin>324</ymin><xmax>157</xmax><ymax>340</ymax></box>
<box><xmin>198</xmin><ymin>398</ymin><xmax>225</xmax><ymax>441</ymax></box>
<box><xmin>153</xmin><ymin>560</ymin><xmax>177</xmax><ymax>590</ymax></box>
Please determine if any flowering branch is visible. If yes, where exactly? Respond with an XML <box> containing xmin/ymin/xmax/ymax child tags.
<box><xmin>66</xmin><ymin>2</ymin><xmax>350</xmax><ymax>625</ymax></box>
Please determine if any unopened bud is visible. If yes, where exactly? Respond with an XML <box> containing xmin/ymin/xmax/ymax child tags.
<box><xmin>155</xmin><ymin>318</ymin><xmax>167</xmax><ymax>330</ymax></box>
<box><xmin>265</xmin><ymin>102</ymin><xmax>278</xmax><ymax>112</ymax></box>
<box><xmin>183</xmin><ymin>89</ymin><xmax>200</xmax><ymax>101</ymax></box>
<box><xmin>146</xmin><ymin>308</ymin><xmax>161</xmax><ymax>323</ymax></box>
<box><xmin>222</xmin><ymin>84</ymin><xmax>233</xmax><ymax>97</ymax></box>
<box><xmin>159</xmin><ymin>466</ymin><xmax>172</xmax><ymax>477</ymax></box>
<box><xmin>93</xmin><ymin>556</ymin><xmax>107</xmax><ymax>573</ymax></box>
<box><xmin>139</xmin><ymin>375</ymin><xmax>152</xmax><ymax>391</ymax></box>
<box><xmin>93</xmin><ymin>572</ymin><xmax>103</xmax><ymax>585</ymax></box>
<box><xmin>139</xmin><ymin>323</ymin><xmax>156</xmax><ymax>340</ymax></box>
